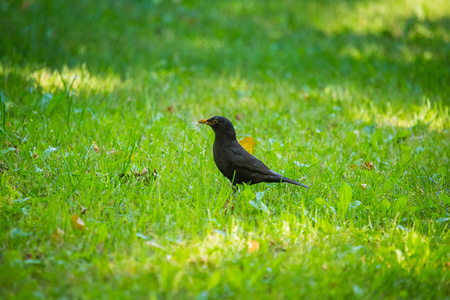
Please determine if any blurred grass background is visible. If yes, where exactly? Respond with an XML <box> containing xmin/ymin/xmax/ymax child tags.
<box><xmin>2</xmin><ymin>0</ymin><xmax>449</xmax><ymax>96</ymax></box>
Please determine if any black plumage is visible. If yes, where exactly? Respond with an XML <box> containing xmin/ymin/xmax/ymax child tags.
<box><xmin>198</xmin><ymin>116</ymin><xmax>310</xmax><ymax>188</ymax></box>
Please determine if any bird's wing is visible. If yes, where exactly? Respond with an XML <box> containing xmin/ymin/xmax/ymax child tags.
<box><xmin>228</xmin><ymin>142</ymin><xmax>278</xmax><ymax>176</ymax></box>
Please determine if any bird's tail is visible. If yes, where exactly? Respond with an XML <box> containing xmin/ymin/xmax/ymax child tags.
<box><xmin>281</xmin><ymin>177</ymin><xmax>310</xmax><ymax>189</ymax></box>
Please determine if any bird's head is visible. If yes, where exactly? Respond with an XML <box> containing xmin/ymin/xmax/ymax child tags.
<box><xmin>198</xmin><ymin>116</ymin><xmax>236</xmax><ymax>140</ymax></box>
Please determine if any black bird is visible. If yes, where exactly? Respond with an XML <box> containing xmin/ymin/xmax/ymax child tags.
<box><xmin>198</xmin><ymin>116</ymin><xmax>310</xmax><ymax>188</ymax></box>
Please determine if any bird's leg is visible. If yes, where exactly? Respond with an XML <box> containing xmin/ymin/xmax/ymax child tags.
<box><xmin>223</xmin><ymin>197</ymin><xmax>235</xmax><ymax>212</ymax></box>
<box><xmin>224</xmin><ymin>186</ymin><xmax>237</xmax><ymax>212</ymax></box>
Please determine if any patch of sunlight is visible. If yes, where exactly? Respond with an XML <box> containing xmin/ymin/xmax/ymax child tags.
<box><xmin>220</xmin><ymin>0</ymin><xmax>257</xmax><ymax>16</ymax></box>
<box><xmin>201</xmin><ymin>228</ymin><xmax>243</xmax><ymax>250</ymax></box>
<box><xmin>189</xmin><ymin>227</ymin><xmax>249</xmax><ymax>264</ymax></box>
<box><xmin>348</xmin><ymin>98</ymin><xmax>450</xmax><ymax>130</ymax></box>
<box><xmin>320</xmin><ymin>0</ymin><xmax>449</xmax><ymax>34</ymax></box>
<box><xmin>338</xmin><ymin>43</ymin><xmax>417</xmax><ymax>64</ymax></box>
<box><xmin>189</xmin><ymin>36</ymin><xmax>224</xmax><ymax>52</ymax></box>
<box><xmin>1</xmin><ymin>64</ymin><xmax>121</xmax><ymax>95</ymax></box>
<box><xmin>31</xmin><ymin>65</ymin><xmax>121</xmax><ymax>95</ymax></box>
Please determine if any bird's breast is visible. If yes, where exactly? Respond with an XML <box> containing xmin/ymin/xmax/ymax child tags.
<box><xmin>213</xmin><ymin>142</ymin><xmax>236</xmax><ymax>179</ymax></box>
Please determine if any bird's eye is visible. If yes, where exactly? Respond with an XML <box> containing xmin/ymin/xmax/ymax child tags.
<box><xmin>212</xmin><ymin>119</ymin><xmax>218</xmax><ymax>124</ymax></box>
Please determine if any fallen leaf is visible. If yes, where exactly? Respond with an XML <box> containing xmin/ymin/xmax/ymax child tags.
<box><xmin>71</xmin><ymin>215</ymin><xmax>85</xmax><ymax>231</ymax></box>
<box><xmin>140</xmin><ymin>168</ymin><xmax>148</xmax><ymax>176</ymax></box>
<box><xmin>21</xmin><ymin>1</ymin><xmax>32</xmax><ymax>11</ymax></box>
<box><xmin>52</xmin><ymin>228</ymin><xmax>65</xmax><ymax>239</ymax></box>
<box><xmin>363</xmin><ymin>161</ymin><xmax>374</xmax><ymax>171</ymax></box>
<box><xmin>167</xmin><ymin>106</ymin><xmax>174</xmax><ymax>113</ymax></box>
<box><xmin>96</xmin><ymin>242</ymin><xmax>104</xmax><ymax>253</ymax></box>
<box><xmin>188</xmin><ymin>16</ymin><xmax>197</xmax><ymax>25</ymax></box>
<box><xmin>224</xmin><ymin>198</ymin><xmax>230</xmax><ymax>209</ymax></box>
<box><xmin>235</xmin><ymin>113</ymin><xmax>243</xmax><ymax>120</ymax></box>
<box><xmin>360</xmin><ymin>184</ymin><xmax>367</xmax><ymax>190</ymax></box>
<box><xmin>109</xmin><ymin>148</ymin><xmax>119</xmax><ymax>155</ymax></box>
<box><xmin>300</xmin><ymin>90</ymin><xmax>310</xmax><ymax>100</ymax></box>
<box><xmin>92</xmin><ymin>141</ymin><xmax>100</xmax><ymax>152</ymax></box>
<box><xmin>247</xmin><ymin>240</ymin><xmax>260</xmax><ymax>253</ymax></box>
<box><xmin>239</xmin><ymin>136</ymin><xmax>255</xmax><ymax>155</ymax></box>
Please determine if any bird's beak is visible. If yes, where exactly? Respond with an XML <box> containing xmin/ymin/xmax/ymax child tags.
<box><xmin>198</xmin><ymin>119</ymin><xmax>212</xmax><ymax>125</ymax></box>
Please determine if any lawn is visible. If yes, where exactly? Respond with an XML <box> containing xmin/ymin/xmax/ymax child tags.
<box><xmin>1</xmin><ymin>0</ymin><xmax>449</xmax><ymax>298</ymax></box>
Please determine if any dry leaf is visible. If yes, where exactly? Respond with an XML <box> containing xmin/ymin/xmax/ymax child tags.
<box><xmin>235</xmin><ymin>113</ymin><xmax>243</xmax><ymax>120</ymax></box>
<box><xmin>188</xmin><ymin>16</ymin><xmax>197</xmax><ymax>25</ymax></box>
<box><xmin>92</xmin><ymin>141</ymin><xmax>100</xmax><ymax>152</ymax></box>
<box><xmin>167</xmin><ymin>106</ymin><xmax>174</xmax><ymax>113</ymax></box>
<box><xmin>52</xmin><ymin>228</ymin><xmax>65</xmax><ymax>239</ymax></box>
<box><xmin>96</xmin><ymin>242</ymin><xmax>104</xmax><ymax>254</ymax></box>
<box><xmin>224</xmin><ymin>198</ymin><xmax>230</xmax><ymax>210</ymax></box>
<box><xmin>140</xmin><ymin>168</ymin><xmax>148</xmax><ymax>176</ymax></box>
<box><xmin>247</xmin><ymin>240</ymin><xmax>260</xmax><ymax>253</ymax></box>
<box><xmin>21</xmin><ymin>1</ymin><xmax>32</xmax><ymax>11</ymax></box>
<box><xmin>71</xmin><ymin>215</ymin><xmax>85</xmax><ymax>231</ymax></box>
<box><xmin>363</xmin><ymin>161</ymin><xmax>374</xmax><ymax>171</ymax></box>
<box><xmin>300</xmin><ymin>90</ymin><xmax>310</xmax><ymax>100</ymax></box>
<box><xmin>360</xmin><ymin>184</ymin><xmax>367</xmax><ymax>190</ymax></box>
<box><xmin>239</xmin><ymin>136</ymin><xmax>255</xmax><ymax>155</ymax></box>
<box><xmin>350</xmin><ymin>162</ymin><xmax>374</xmax><ymax>171</ymax></box>
<box><xmin>109</xmin><ymin>148</ymin><xmax>119</xmax><ymax>155</ymax></box>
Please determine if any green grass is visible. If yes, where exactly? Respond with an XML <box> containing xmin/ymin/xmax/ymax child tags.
<box><xmin>1</xmin><ymin>0</ymin><xmax>449</xmax><ymax>298</ymax></box>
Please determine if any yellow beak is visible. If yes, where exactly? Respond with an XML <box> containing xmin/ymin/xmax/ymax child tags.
<box><xmin>198</xmin><ymin>119</ymin><xmax>212</xmax><ymax>125</ymax></box>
